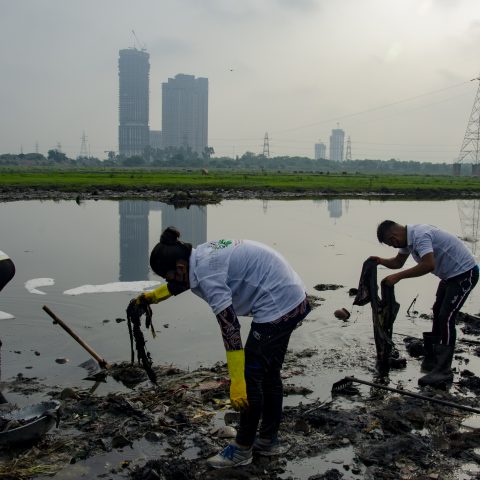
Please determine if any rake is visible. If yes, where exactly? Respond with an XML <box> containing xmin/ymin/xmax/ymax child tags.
<box><xmin>332</xmin><ymin>376</ymin><xmax>480</xmax><ymax>415</ymax></box>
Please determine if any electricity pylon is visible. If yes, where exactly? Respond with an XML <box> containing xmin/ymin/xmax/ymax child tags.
<box><xmin>454</xmin><ymin>76</ymin><xmax>480</xmax><ymax>176</ymax></box>
<box><xmin>262</xmin><ymin>132</ymin><xmax>270</xmax><ymax>158</ymax></box>
<box><xmin>345</xmin><ymin>136</ymin><xmax>352</xmax><ymax>161</ymax></box>
<box><xmin>79</xmin><ymin>131</ymin><xmax>88</xmax><ymax>158</ymax></box>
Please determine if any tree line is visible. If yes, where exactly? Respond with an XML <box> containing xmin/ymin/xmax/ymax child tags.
<box><xmin>0</xmin><ymin>147</ymin><xmax>466</xmax><ymax>175</ymax></box>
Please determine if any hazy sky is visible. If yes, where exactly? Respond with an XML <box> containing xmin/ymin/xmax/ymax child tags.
<box><xmin>1</xmin><ymin>0</ymin><xmax>480</xmax><ymax>162</ymax></box>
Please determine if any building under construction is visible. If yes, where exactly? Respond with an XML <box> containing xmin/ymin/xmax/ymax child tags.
<box><xmin>118</xmin><ymin>48</ymin><xmax>150</xmax><ymax>157</ymax></box>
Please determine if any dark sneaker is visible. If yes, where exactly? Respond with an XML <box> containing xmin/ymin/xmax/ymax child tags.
<box><xmin>207</xmin><ymin>443</ymin><xmax>253</xmax><ymax>469</ymax></box>
<box><xmin>253</xmin><ymin>437</ymin><xmax>290</xmax><ymax>456</ymax></box>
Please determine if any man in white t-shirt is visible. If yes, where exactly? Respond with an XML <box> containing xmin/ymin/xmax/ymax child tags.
<box><xmin>129</xmin><ymin>227</ymin><xmax>311</xmax><ymax>469</ymax></box>
<box><xmin>372</xmin><ymin>220</ymin><xmax>478</xmax><ymax>388</ymax></box>
<box><xmin>0</xmin><ymin>249</ymin><xmax>15</xmax><ymax>404</ymax></box>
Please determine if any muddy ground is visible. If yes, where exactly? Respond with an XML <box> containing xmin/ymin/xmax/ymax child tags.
<box><xmin>2</xmin><ymin>309</ymin><xmax>480</xmax><ymax>480</ymax></box>
<box><xmin>0</xmin><ymin>186</ymin><xmax>477</xmax><ymax>206</ymax></box>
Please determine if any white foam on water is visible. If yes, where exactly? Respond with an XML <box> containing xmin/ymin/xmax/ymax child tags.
<box><xmin>0</xmin><ymin>311</ymin><xmax>15</xmax><ymax>320</ymax></box>
<box><xmin>25</xmin><ymin>278</ymin><xmax>55</xmax><ymax>295</ymax></box>
<box><xmin>63</xmin><ymin>281</ymin><xmax>162</xmax><ymax>295</ymax></box>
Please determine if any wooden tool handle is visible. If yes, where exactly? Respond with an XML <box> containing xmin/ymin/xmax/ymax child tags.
<box><xmin>43</xmin><ymin>305</ymin><xmax>110</xmax><ymax>370</ymax></box>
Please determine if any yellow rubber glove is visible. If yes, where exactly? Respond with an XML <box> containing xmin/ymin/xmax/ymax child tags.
<box><xmin>226</xmin><ymin>349</ymin><xmax>248</xmax><ymax>411</ymax></box>
<box><xmin>138</xmin><ymin>283</ymin><xmax>172</xmax><ymax>305</ymax></box>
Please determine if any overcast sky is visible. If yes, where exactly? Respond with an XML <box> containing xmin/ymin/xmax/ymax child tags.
<box><xmin>1</xmin><ymin>0</ymin><xmax>480</xmax><ymax>162</ymax></box>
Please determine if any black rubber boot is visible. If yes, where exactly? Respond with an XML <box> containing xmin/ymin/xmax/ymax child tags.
<box><xmin>0</xmin><ymin>391</ymin><xmax>7</xmax><ymax>404</ymax></box>
<box><xmin>420</xmin><ymin>332</ymin><xmax>440</xmax><ymax>372</ymax></box>
<box><xmin>418</xmin><ymin>344</ymin><xmax>454</xmax><ymax>388</ymax></box>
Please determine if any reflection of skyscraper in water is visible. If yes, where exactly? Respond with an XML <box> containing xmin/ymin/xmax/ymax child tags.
<box><xmin>119</xmin><ymin>201</ymin><xmax>150</xmax><ymax>281</ymax></box>
<box><xmin>327</xmin><ymin>199</ymin><xmax>343</xmax><ymax>219</ymax></box>
<box><xmin>262</xmin><ymin>200</ymin><xmax>269</xmax><ymax>214</ymax></box>
<box><xmin>158</xmin><ymin>205</ymin><xmax>207</xmax><ymax>247</ymax></box>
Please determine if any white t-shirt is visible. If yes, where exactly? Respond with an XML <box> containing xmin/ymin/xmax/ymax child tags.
<box><xmin>0</xmin><ymin>250</ymin><xmax>9</xmax><ymax>261</ymax></box>
<box><xmin>189</xmin><ymin>239</ymin><xmax>306</xmax><ymax>323</ymax></box>
<box><xmin>399</xmin><ymin>224</ymin><xmax>476</xmax><ymax>280</ymax></box>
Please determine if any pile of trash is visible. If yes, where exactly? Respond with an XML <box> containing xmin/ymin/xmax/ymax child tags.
<box><xmin>1</xmin><ymin>342</ymin><xmax>480</xmax><ymax>480</ymax></box>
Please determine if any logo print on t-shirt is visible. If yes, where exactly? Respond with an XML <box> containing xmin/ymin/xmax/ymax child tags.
<box><xmin>210</xmin><ymin>239</ymin><xmax>233</xmax><ymax>250</ymax></box>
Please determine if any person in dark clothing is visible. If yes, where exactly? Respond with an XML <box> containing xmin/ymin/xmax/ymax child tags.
<box><xmin>373</xmin><ymin>220</ymin><xmax>478</xmax><ymax>387</ymax></box>
<box><xmin>0</xmin><ymin>250</ymin><xmax>16</xmax><ymax>404</ymax></box>
<box><xmin>129</xmin><ymin>227</ymin><xmax>311</xmax><ymax>468</ymax></box>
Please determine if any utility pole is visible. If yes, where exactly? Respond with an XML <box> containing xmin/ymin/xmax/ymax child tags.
<box><xmin>262</xmin><ymin>132</ymin><xmax>270</xmax><ymax>158</ymax></box>
<box><xmin>455</xmin><ymin>76</ymin><xmax>480</xmax><ymax>176</ymax></box>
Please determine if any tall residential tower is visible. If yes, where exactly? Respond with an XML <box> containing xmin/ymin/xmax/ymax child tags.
<box><xmin>329</xmin><ymin>128</ymin><xmax>345</xmax><ymax>162</ymax></box>
<box><xmin>162</xmin><ymin>74</ymin><xmax>208</xmax><ymax>154</ymax></box>
<box><xmin>118</xmin><ymin>48</ymin><xmax>150</xmax><ymax>156</ymax></box>
<box><xmin>314</xmin><ymin>141</ymin><xmax>327</xmax><ymax>160</ymax></box>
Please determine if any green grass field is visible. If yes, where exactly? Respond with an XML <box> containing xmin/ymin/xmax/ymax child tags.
<box><xmin>1</xmin><ymin>168</ymin><xmax>480</xmax><ymax>196</ymax></box>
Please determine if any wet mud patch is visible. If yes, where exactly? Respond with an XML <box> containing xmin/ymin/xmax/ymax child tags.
<box><xmin>283</xmin><ymin>391</ymin><xmax>480</xmax><ymax>479</ymax></box>
<box><xmin>2</xmin><ymin>344</ymin><xmax>480</xmax><ymax>479</ymax></box>
<box><xmin>0</xmin><ymin>350</ymin><xmax>320</xmax><ymax>479</ymax></box>
<box><xmin>306</xmin><ymin>294</ymin><xmax>324</xmax><ymax>310</ymax></box>
<box><xmin>458</xmin><ymin>369</ymin><xmax>480</xmax><ymax>395</ymax></box>
<box><xmin>314</xmin><ymin>340</ymin><xmax>372</xmax><ymax>371</ymax></box>
<box><xmin>313</xmin><ymin>284</ymin><xmax>344</xmax><ymax>292</ymax></box>
<box><xmin>1</xmin><ymin>373</ymin><xmax>48</xmax><ymax>397</ymax></box>
<box><xmin>457</xmin><ymin>312</ymin><xmax>480</xmax><ymax>336</ymax></box>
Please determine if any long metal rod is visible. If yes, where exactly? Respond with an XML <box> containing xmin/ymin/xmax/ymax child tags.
<box><xmin>43</xmin><ymin>305</ymin><xmax>110</xmax><ymax>370</ymax></box>
<box><xmin>343</xmin><ymin>376</ymin><xmax>480</xmax><ymax>415</ymax></box>
<box><xmin>393</xmin><ymin>331</ymin><xmax>480</xmax><ymax>346</ymax></box>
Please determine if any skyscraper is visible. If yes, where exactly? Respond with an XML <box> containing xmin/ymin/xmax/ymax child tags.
<box><xmin>162</xmin><ymin>74</ymin><xmax>208</xmax><ymax>154</ymax></box>
<box><xmin>314</xmin><ymin>142</ymin><xmax>327</xmax><ymax>160</ymax></box>
<box><xmin>118</xmin><ymin>48</ymin><xmax>150</xmax><ymax>157</ymax></box>
<box><xmin>150</xmin><ymin>130</ymin><xmax>163</xmax><ymax>149</ymax></box>
<box><xmin>329</xmin><ymin>128</ymin><xmax>345</xmax><ymax>162</ymax></box>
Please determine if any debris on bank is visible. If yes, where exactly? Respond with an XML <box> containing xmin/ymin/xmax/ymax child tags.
<box><xmin>0</xmin><ymin>350</ymin><xmax>314</xmax><ymax>480</ymax></box>
<box><xmin>168</xmin><ymin>190</ymin><xmax>221</xmax><ymax>207</ymax></box>
<box><xmin>2</xmin><ymin>340</ymin><xmax>480</xmax><ymax>480</ymax></box>
<box><xmin>313</xmin><ymin>284</ymin><xmax>344</xmax><ymax>292</ymax></box>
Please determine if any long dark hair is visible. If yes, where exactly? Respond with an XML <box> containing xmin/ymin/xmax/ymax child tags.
<box><xmin>149</xmin><ymin>227</ymin><xmax>192</xmax><ymax>277</ymax></box>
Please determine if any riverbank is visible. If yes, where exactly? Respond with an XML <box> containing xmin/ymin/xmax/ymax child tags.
<box><xmin>3</xmin><ymin>324</ymin><xmax>480</xmax><ymax>480</ymax></box>
<box><xmin>1</xmin><ymin>170</ymin><xmax>480</xmax><ymax>203</ymax></box>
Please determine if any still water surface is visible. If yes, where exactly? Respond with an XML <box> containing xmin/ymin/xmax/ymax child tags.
<box><xmin>1</xmin><ymin>198</ymin><xmax>479</xmax><ymax>404</ymax></box>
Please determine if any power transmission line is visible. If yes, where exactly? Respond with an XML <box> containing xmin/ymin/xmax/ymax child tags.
<box><xmin>272</xmin><ymin>79</ymin><xmax>471</xmax><ymax>134</ymax></box>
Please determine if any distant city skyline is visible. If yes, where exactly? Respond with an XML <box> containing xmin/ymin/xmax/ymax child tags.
<box><xmin>1</xmin><ymin>1</ymin><xmax>480</xmax><ymax>163</ymax></box>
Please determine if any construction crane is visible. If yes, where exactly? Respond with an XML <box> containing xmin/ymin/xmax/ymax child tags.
<box><xmin>132</xmin><ymin>30</ymin><xmax>147</xmax><ymax>51</ymax></box>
